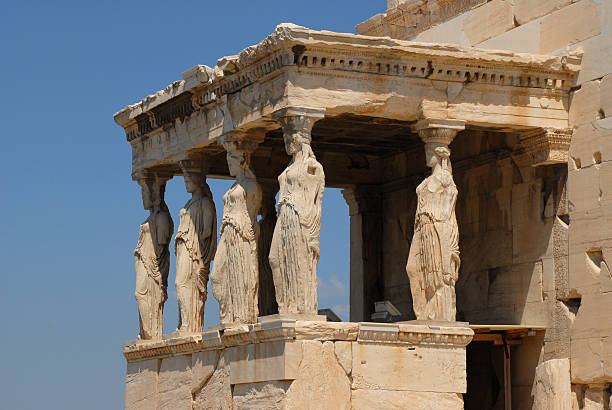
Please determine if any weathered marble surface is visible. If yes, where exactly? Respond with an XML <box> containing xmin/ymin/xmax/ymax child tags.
<box><xmin>269</xmin><ymin>109</ymin><xmax>325</xmax><ymax>315</ymax></box>
<box><xmin>113</xmin><ymin>1</ymin><xmax>612</xmax><ymax>408</ymax></box>
<box><xmin>175</xmin><ymin>160</ymin><xmax>217</xmax><ymax>334</ymax></box>
<box><xmin>531</xmin><ymin>358</ymin><xmax>572</xmax><ymax>410</ymax></box>
<box><xmin>114</xmin><ymin>24</ymin><xmax>579</xmax><ymax>175</ymax></box>
<box><xmin>134</xmin><ymin>174</ymin><xmax>173</xmax><ymax>340</ymax></box>
<box><xmin>407</xmin><ymin>121</ymin><xmax>462</xmax><ymax>321</ymax></box>
<box><xmin>211</xmin><ymin>139</ymin><xmax>262</xmax><ymax>325</ymax></box>
<box><xmin>124</xmin><ymin>320</ymin><xmax>473</xmax><ymax>409</ymax></box>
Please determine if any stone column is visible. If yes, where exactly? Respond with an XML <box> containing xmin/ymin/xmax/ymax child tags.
<box><xmin>269</xmin><ymin>107</ymin><xmax>326</xmax><ymax>316</ymax></box>
<box><xmin>175</xmin><ymin>158</ymin><xmax>217</xmax><ymax>333</ymax></box>
<box><xmin>257</xmin><ymin>180</ymin><xmax>279</xmax><ymax>316</ymax></box>
<box><xmin>133</xmin><ymin>170</ymin><xmax>173</xmax><ymax>340</ymax></box>
<box><xmin>406</xmin><ymin>118</ymin><xmax>465</xmax><ymax>321</ymax></box>
<box><xmin>211</xmin><ymin>134</ymin><xmax>262</xmax><ymax>325</ymax></box>
<box><xmin>342</xmin><ymin>186</ymin><xmax>383</xmax><ymax>322</ymax></box>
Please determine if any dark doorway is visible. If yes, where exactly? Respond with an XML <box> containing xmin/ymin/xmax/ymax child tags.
<box><xmin>465</xmin><ymin>342</ymin><xmax>505</xmax><ymax>410</ymax></box>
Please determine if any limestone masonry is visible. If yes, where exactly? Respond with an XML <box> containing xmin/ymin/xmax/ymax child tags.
<box><xmin>115</xmin><ymin>0</ymin><xmax>612</xmax><ymax>408</ymax></box>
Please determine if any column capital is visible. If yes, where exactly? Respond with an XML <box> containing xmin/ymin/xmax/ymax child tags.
<box><xmin>178</xmin><ymin>157</ymin><xmax>210</xmax><ymax>175</ymax></box>
<box><xmin>413</xmin><ymin>118</ymin><xmax>466</xmax><ymax>145</ymax></box>
<box><xmin>218</xmin><ymin>129</ymin><xmax>265</xmax><ymax>154</ymax></box>
<box><xmin>132</xmin><ymin>168</ymin><xmax>173</xmax><ymax>184</ymax></box>
<box><xmin>272</xmin><ymin>107</ymin><xmax>326</xmax><ymax>139</ymax></box>
<box><xmin>271</xmin><ymin>106</ymin><xmax>326</xmax><ymax>121</ymax></box>
<box><xmin>342</xmin><ymin>186</ymin><xmax>382</xmax><ymax>217</ymax></box>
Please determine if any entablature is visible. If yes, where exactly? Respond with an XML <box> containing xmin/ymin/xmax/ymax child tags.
<box><xmin>113</xmin><ymin>23</ymin><xmax>581</xmax><ymax>175</ymax></box>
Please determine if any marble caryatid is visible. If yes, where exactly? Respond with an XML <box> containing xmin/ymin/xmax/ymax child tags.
<box><xmin>134</xmin><ymin>172</ymin><xmax>173</xmax><ymax>340</ymax></box>
<box><xmin>406</xmin><ymin>139</ymin><xmax>460</xmax><ymax>321</ymax></box>
<box><xmin>211</xmin><ymin>139</ymin><xmax>262</xmax><ymax>324</ymax></box>
<box><xmin>270</xmin><ymin>109</ymin><xmax>325</xmax><ymax>315</ymax></box>
<box><xmin>175</xmin><ymin>160</ymin><xmax>217</xmax><ymax>333</ymax></box>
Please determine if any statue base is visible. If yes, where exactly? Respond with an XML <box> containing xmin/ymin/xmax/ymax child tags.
<box><xmin>124</xmin><ymin>321</ymin><xmax>474</xmax><ymax>409</ymax></box>
<box><xmin>258</xmin><ymin>313</ymin><xmax>327</xmax><ymax>323</ymax></box>
<box><xmin>398</xmin><ymin>320</ymin><xmax>470</xmax><ymax>327</ymax></box>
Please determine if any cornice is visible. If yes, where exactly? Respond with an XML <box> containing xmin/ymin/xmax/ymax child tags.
<box><xmin>123</xmin><ymin>333</ymin><xmax>203</xmax><ymax>363</ymax></box>
<box><xmin>113</xmin><ymin>24</ymin><xmax>581</xmax><ymax>142</ymax></box>
<box><xmin>123</xmin><ymin>320</ymin><xmax>474</xmax><ymax>362</ymax></box>
<box><xmin>514</xmin><ymin>127</ymin><xmax>573</xmax><ymax>166</ymax></box>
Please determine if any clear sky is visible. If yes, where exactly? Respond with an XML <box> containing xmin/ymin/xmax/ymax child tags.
<box><xmin>0</xmin><ymin>1</ymin><xmax>381</xmax><ymax>409</ymax></box>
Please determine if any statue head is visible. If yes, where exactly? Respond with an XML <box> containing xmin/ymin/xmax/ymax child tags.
<box><xmin>179</xmin><ymin>159</ymin><xmax>208</xmax><ymax>195</ymax></box>
<box><xmin>226</xmin><ymin>150</ymin><xmax>250</xmax><ymax>178</ymax></box>
<box><xmin>284</xmin><ymin>131</ymin><xmax>311</xmax><ymax>156</ymax></box>
<box><xmin>183</xmin><ymin>171</ymin><xmax>205</xmax><ymax>194</ymax></box>
<box><xmin>424</xmin><ymin>143</ymin><xmax>451</xmax><ymax>169</ymax></box>
<box><xmin>222</xmin><ymin>140</ymin><xmax>256</xmax><ymax>179</ymax></box>
<box><xmin>137</xmin><ymin>175</ymin><xmax>166</xmax><ymax>211</ymax></box>
<box><xmin>140</xmin><ymin>182</ymin><xmax>154</xmax><ymax>210</ymax></box>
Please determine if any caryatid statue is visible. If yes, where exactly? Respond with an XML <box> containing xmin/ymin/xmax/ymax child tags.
<box><xmin>211</xmin><ymin>138</ymin><xmax>262</xmax><ymax>324</ymax></box>
<box><xmin>134</xmin><ymin>172</ymin><xmax>173</xmax><ymax>340</ymax></box>
<box><xmin>406</xmin><ymin>119</ymin><xmax>464</xmax><ymax>321</ymax></box>
<box><xmin>175</xmin><ymin>159</ymin><xmax>217</xmax><ymax>333</ymax></box>
<box><xmin>269</xmin><ymin>108</ymin><xmax>325</xmax><ymax>315</ymax></box>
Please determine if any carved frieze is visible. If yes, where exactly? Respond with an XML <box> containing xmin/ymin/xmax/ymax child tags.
<box><xmin>515</xmin><ymin>127</ymin><xmax>573</xmax><ymax>167</ymax></box>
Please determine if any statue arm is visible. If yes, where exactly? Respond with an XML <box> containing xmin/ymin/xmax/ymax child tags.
<box><xmin>246</xmin><ymin>181</ymin><xmax>262</xmax><ymax>227</ymax></box>
<box><xmin>449</xmin><ymin>193</ymin><xmax>460</xmax><ymax>283</ymax></box>
<box><xmin>248</xmin><ymin>185</ymin><xmax>262</xmax><ymax>243</ymax></box>
<box><xmin>303</xmin><ymin>159</ymin><xmax>324</xmax><ymax>256</ymax></box>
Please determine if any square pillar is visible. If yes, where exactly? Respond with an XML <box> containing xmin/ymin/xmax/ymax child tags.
<box><xmin>342</xmin><ymin>186</ymin><xmax>383</xmax><ymax>322</ymax></box>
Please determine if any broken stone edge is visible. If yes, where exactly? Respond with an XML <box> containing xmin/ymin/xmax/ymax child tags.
<box><xmin>123</xmin><ymin>320</ymin><xmax>474</xmax><ymax>363</ymax></box>
<box><xmin>113</xmin><ymin>23</ymin><xmax>582</xmax><ymax>128</ymax></box>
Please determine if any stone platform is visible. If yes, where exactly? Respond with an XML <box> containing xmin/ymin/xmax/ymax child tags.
<box><xmin>124</xmin><ymin>320</ymin><xmax>473</xmax><ymax>409</ymax></box>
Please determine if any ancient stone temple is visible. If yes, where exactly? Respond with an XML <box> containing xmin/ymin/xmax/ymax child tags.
<box><xmin>115</xmin><ymin>1</ymin><xmax>612</xmax><ymax>408</ymax></box>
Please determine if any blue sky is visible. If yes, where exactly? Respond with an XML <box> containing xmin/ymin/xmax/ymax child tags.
<box><xmin>0</xmin><ymin>1</ymin><xmax>380</xmax><ymax>409</ymax></box>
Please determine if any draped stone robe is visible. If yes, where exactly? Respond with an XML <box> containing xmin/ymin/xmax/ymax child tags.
<box><xmin>406</xmin><ymin>170</ymin><xmax>460</xmax><ymax>321</ymax></box>
<box><xmin>175</xmin><ymin>196</ymin><xmax>216</xmax><ymax>333</ymax></box>
<box><xmin>269</xmin><ymin>149</ymin><xmax>325</xmax><ymax>314</ymax></box>
<box><xmin>134</xmin><ymin>208</ymin><xmax>172</xmax><ymax>340</ymax></box>
<box><xmin>211</xmin><ymin>180</ymin><xmax>261</xmax><ymax>324</ymax></box>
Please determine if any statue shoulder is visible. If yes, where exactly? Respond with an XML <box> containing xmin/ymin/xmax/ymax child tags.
<box><xmin>306</xmin><ymin>156</ymin><xmax>323</xmax><ymax>168</ymax></box>
<box><xmin>305</xmin><ymin>157</ymin><xmax>324</xmax><ymax>177</ymax></box>
<box><xmin>416</xmin><ymin>177</ymin><xmax>429</xmax><ymax>193</ymax></box>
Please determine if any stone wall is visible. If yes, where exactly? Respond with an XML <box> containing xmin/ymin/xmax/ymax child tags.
<box><xmin>380</xmin><ymin>132</ymin><xmax>565</xmax><ymax>321</ymax></box>
<box><xmin>362</xmin><ymin>1</ymin><xmax>612</xmax><ymax>406</ymax></box>
<box><xmin>124</xmin><ymin>320</ymin><xmax>473</xmax><ymax>409</ymax></box>
<box><xmin>567</xmin><ymin>51</ymin><xmax>612</xmax><ymax>408</ymax></box>
<box><xmin>379</xmin><ymin>132</ymin><xmax>569</xmax><ymax>408</ymax></box>
<box><xmin>403</xmin><ymin>0</ymin><xmax>609</xmax><ymax>83</ymax></box>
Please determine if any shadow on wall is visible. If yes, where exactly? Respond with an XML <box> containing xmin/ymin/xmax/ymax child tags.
<box><xmin>452</xmin><ymin>131</ymin><xmax>568</xmax><ymax>327</ymax></box>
